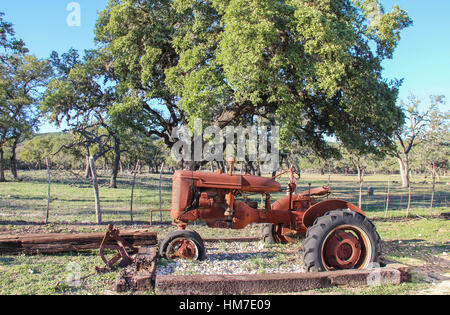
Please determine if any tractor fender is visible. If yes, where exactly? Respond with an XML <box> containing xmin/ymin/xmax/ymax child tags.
<box><xmin>302</xmin><ymin>199</ymin><xmax>366</xmax><ymax>228</ymax></box>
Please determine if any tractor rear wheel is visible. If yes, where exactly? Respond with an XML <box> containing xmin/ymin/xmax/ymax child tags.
<box><xmin>302</xmin><ymin>209</ymin><xmax>381</xmax><ymax>272</ymax></box>
<box><xmin>159</xmin><ymin>230</ymin><xmax>206</xmax><ymax>261</ymax></box>
<box><xmin>262</xmin><ymin>224</ymin><xmax>298</xmax><ymax>244</ymax></box>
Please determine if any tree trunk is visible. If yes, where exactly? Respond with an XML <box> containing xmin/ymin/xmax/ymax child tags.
<box><xmin>357</xmin><ymin>165</ymin><xmax>364</xmax><ymax>209</ymax></box>
<box><xmin>130</xmin><ymin>163</ymin><xmax>138</xmax><ymax>224</ymax></box>
<box><xmin>109</xmin><ymin>136</ymin><xmax>121</xmax><ymax>189</ymax></box>
<box><xmin>0</xmin><ymin>147</ymin><xmax>6</xmax><ymax>182</ymax></box>
<box><xmin>397</xmin><ymin>156</ymin><xmax>410</xmax><ymax>188</ymax></box>
<box><xmin>85</xmin><ymin>154</ymin><xmax>92</xmax><ymax>179</ymax></box>
<box><xmin>10</xmin><ymin>139</ymin><xmax>19</xmax><ymax>180</ymax></box>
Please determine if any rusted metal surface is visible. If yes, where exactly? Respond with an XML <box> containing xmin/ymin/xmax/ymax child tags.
<box><xmin>302</xmin><ymin>199</ymin><xmax>366</xmax><ymax>228</ymax></box>
<box><xmin>166</xmin><ymin>238</ymin><xmax>198</xmax><ymax>260</ymax></box>
<box><xmin>99</xmin><ymin>225</ymin><xmax>137</xmax><ymax>268</ymax></box>
<box><xmin>324</xmin><ymin>231</ymin><xmax>362</xmax><ymax>269</ymax></box>
<box><xmin>169</xmin><ymin>166</ymin><xmax>367</xmax><ymax>240</ymax></box>
<box><xmin>165</xmin><ymin>162</ymin><xmax>377</xmax><ymax>270</ymax></box>
<box><xmin>202</xmin><ymin>236</ymin><xmax>261</xmax><ymax>243</ymax></box>
<box><xmin>319</xmin><ymin>224</ymin><xmax>372</xmax><ymax>271</ymax></box>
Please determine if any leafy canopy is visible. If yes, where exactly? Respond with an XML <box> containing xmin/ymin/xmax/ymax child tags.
<box><xmin>95</xmin><ymin>0</ymin><xmax>412</xmax><ymax>156</ymax></box>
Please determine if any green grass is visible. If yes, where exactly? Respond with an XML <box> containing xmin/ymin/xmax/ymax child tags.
<box><xmin>0</xmin><ymin>251</ymin><xmax>118</xmax><ymax>295</ymax></box>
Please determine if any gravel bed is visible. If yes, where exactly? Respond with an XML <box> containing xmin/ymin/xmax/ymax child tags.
<box><xmin>156</xmin><ymin>241</ymin><xmax>306</xmax><ymax>276</ymax></box>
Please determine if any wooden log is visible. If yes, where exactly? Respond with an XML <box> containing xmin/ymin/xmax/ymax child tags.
<box><xmin>0</xmin><ymin>230</ymin><xmax>157</xmax><ymax>255</ymax></box>
<box><xmin>116</xmin><ymin>246</ymin><xmax>158</xmax><ymax>292</ymax></box>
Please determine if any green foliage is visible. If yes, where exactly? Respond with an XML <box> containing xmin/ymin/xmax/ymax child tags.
<box><xmin>0</xmin><ymin>14</ymin><xmax>52</xmax><ymax>178</ymax></box>
<box><xmin>0</xmin><ymin>12</ymin><xmax>27</xmax><ymax>56</ymax></box>
<box><xmin>0</xmin><ymin>53</ymin><xmax>51</xmax><ymax>145</ymax></box>
<box><xmin>17</xmin><ymin>133</ymin><xmax>83</xmax><ymax>169</ymax></box>
<box><xmin>119</xmin><ymin>131</ymin><xmax>169</xmax><ymax>170</ymax></box>
<box><xmin>96</xmin><ymin>0</ymin><xmax>412</xmax><ymax>157</ymax></box>
<box><xmin>410</xmin><ymin>101</ymin><xmax>449</xmax><ymax>175</ymax></box>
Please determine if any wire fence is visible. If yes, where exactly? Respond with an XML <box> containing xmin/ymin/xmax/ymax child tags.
<box><xmin>1</xmin><ymin>170</ymin><xmax>448</xmax><ymax>225</ymax></box>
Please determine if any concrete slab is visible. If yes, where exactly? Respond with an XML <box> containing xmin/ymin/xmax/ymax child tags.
<box><xmin>155</xmin><ymin>265</ymin><xmax>410</xmax><ymax>295</ymax></box>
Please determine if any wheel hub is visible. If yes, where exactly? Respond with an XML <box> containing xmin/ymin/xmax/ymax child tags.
<box><xmin>167</xmin><ymin>239</ymin><xmax>197</xmax><ymax>260</ymax></box>
<box><xmin>324</xmin><ymin>231</ymin><xmax>362</xmax><ymax>269</ymax></box>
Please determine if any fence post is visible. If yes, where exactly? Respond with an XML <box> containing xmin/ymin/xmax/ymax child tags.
<box><xmin>384</xmin><ymin>176</ymin><xmax>390</xmax><ymax>218</ymax></box>
<box><xmin>89</xmin><ymin>156</ymin><xmax>102</xmax><ymax>225</ymax></box>
<box><xmin>159</xmin><ymin>161</ymin><xmax>165</xmax><ymax>222</ymax></box>
<box><xmin>406</xmin><ymin>179</ymin><xmax>412</xmax><ymax>218</ymax></box>
<box><xmin>130</xmin><ymin>161</ymin><xmax>139</xmax><ymax>224</ymax></box>
<box><xmin>45</xmin><ymin>157</ymin><xmax>51</xmax><ymax>224</ymax></box>
<box><xmin>430</xmin><ymin>163</ymin><xmax>436</xmax><ymax>215</ymax></box>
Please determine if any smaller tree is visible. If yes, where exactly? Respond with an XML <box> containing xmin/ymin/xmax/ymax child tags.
<box><xmin>414</xmin><ymin>106</ymin><xmax>449</xmax><ymax>213</ymax></box>
<box><xmin>0</xmin><ymin>54</ymin><xmax>52</xmax><ymax>181</ymax></box>
<box><xmin>388</xmin><ymin>95</ymin><xmax>444</xmax><ymax>188</ymax></box>
<box><xmin>18</xmin><ymin>133</ymin><xmax>83</xmax><ymax>170</ymax></box>
<box><xmin>42</xmin><ymin>49</ymin><xmax>118</xmax><ymax>182</ymax></box>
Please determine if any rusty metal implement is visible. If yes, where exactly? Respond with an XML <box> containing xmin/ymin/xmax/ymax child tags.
<box><xmin>99</xmin><ymin>225</ymin><xmax>138</xmax><ymax>268</ymax></box>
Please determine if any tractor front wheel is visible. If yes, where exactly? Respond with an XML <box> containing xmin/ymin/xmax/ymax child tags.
<box><xmin>302</xmin><ymin>209</ymin><xmax>381</xmax><ymax>272</ymax></box>
<box><xmin>159</xmin><ymin>230</ymin><xmax>206</xmax><ymax>261</ymax></box>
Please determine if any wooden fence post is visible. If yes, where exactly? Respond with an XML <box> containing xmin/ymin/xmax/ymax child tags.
<box><xmin>130</xmin><ymin>160</ymin><xmax>140</xmax><ymax>224</ymax></box>
<box><xmin>89</xmin><ymin>156</ymin><xmax>102</xmax><ymax>224</ymax></box>
<box><xmin>406</xmin><ymin>178</ymin><xmax>412</xmax><ymax>218</ymax></box>
<box><xmin>384</xmin><ymin>176</ymin><xmax>390</xmax><ymax>219</ymax></box>
<box><xmin>159</xmin><ymin>161</ymin><xmax>165</xmax><ymax>222</ymax></box>
<box><xmin>430</xmin><ymin>162</ymin><xmax>436</xmax><ymax>215</ymax></box>
<box><xmin>45</xmin><ymin>157</ymin><xmax>51</xmax><ymax>224</ymax></box>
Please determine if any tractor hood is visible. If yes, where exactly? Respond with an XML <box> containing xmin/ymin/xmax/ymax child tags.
<box><xmin>174</xmin><ymin>170</ymin><xmax>282</xmax><ymax>193</ymax></box>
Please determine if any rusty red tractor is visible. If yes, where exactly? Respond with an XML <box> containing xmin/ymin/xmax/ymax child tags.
<box><xmin>159</xmin><ymin>158</ymin><xmax>381</xmax><ymax>272</ymax></box>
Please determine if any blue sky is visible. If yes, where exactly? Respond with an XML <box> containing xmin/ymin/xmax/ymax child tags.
<box><xmin>1</xmin><ymin>0</ymin><xmax>449</xmax><ymax>133</ymax></box>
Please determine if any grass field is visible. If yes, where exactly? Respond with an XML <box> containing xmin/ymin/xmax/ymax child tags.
<box><xmin>0</xmin><ymin>170</ymin><xmax>448</xmax><ymax>295</ymax></box>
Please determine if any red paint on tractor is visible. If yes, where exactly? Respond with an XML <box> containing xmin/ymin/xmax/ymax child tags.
<box><xmin>170</xmin><ymin>161</ymin><xmax>366</xmax><ymax>242</ymax></box>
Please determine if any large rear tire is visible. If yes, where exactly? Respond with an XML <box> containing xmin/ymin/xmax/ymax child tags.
<box><xmin>302</xmin><ymin>209</ymin><xmax>381</xmax><ymax>272</ymax></box>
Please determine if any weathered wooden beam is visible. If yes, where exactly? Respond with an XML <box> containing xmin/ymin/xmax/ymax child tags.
<box><xmin>0</xmin><ymin>230</ymin><xmax>157</xmax><ymax>255</ymax></box>
<box><xmin>116</xmin><ymin>246</ymin><xmax>158</xmax><ymax>292</ymax></box>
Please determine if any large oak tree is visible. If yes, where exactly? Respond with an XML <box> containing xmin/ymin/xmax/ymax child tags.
<box><xmin>95</xmin><ymin>0</ymin><xmax>411</xmax><ymax>164</ymax></box>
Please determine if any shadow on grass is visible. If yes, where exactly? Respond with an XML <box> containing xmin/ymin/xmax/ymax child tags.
<box><xmin>382</xmin><ymin>239</ymin><xmax>450</xmax><ymax>261</ymax></box>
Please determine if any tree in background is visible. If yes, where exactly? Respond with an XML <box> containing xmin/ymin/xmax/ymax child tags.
<box><xmin>413</xmin><ymin>105</ymin><xmax>449</xmax><ymax>177</ymax></box>
<box><xmin>387</xmin><ymin>95</ymin><xmax>445</xmax><ymax>188</ymax></box>
<box><xmin>120</xmin><ymin>131</ymin><xmax>169</xmax><ymax>173</ymax></box>
<box><xmin>0</xmin><ymin>12</ymin><xmax>27</xmax><ymax>58</ymax></box>
<box><xmin>17</xmin><ymin>133</ymin><xmax>83</xmax><ymax>170</ymax></box>
<box><xmin>0</xmin><ymin>13</ymin><xmax>52</xmax><ymax>181</ymax></box>
<box><xmin>412</xmin><ymin>104</ymin><xmax>449</xmax><ymax>213</ymax></box>
<box><xmin>340</xmin><ymin>145</ymin><xmax>382</xmax><ymax>208</ymax></box>
<box><xmin>1</xmin><ymin>55</ymin><xmax>52</xmax><ymax>180</ymax></box>
<box><xmin>42</xmin><ymin>49</ymin><xmax>124</xmax><ymax>186</ymax></box>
